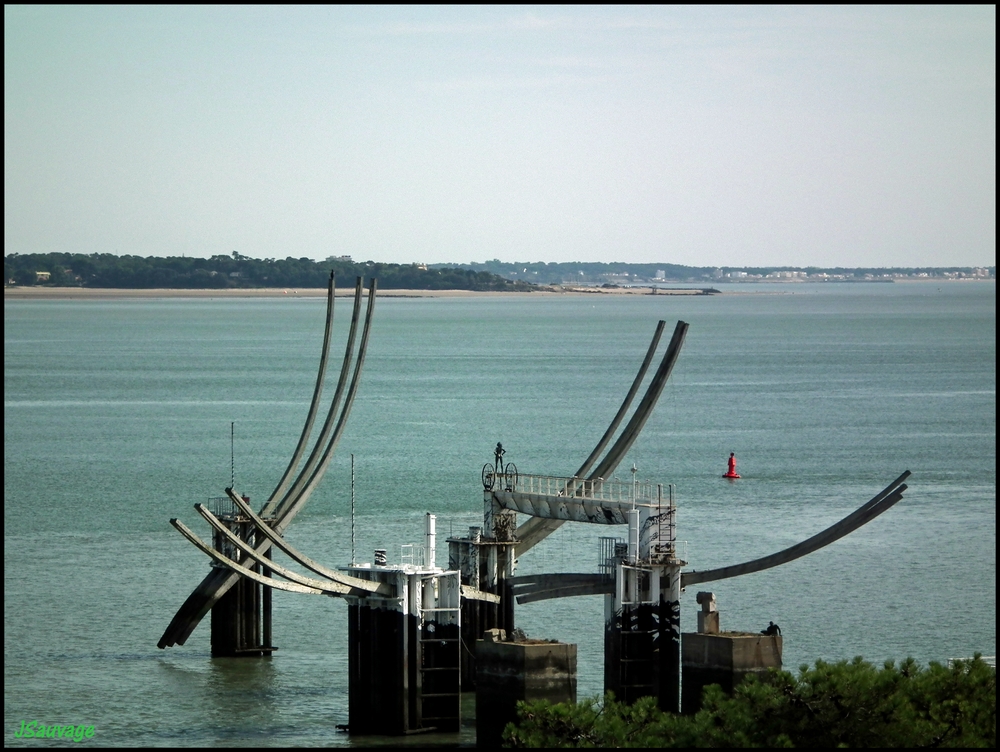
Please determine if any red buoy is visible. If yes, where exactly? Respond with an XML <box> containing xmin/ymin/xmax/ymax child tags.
<box><xmin>723</xmin><ymin>452</ymin><xmax>740</xmax><ymax>479</ymax></box>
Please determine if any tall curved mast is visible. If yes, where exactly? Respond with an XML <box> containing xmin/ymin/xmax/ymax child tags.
<box><xmin>259</xmin><ymin>271</ymin><xmax>336</xmax><ymax>516</ymax></box>
<box><xmin>515</xmin><ymin>320</ymin><xmax>688</xmax><ymax>556</ymax></box>
<box><xmin>158</xmin><ymin>277</ymin><xmax>376</xmax><ymax>649</ymax></box>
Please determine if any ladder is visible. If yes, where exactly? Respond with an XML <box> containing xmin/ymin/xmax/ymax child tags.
<box><xmin>416</xmin><ymin>573</ymin><xmax>462</xmax><ymax>732</ymax></box>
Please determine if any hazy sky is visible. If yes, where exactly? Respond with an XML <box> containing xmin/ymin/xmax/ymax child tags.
<box><xmin>4</xmin><ymin>6</ymin><xmax>995</xmax><ymax>267</ymax></box>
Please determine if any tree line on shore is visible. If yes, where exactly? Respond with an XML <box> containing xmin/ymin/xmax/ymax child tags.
<box><xmin>505</xmin><ymin>655</ymin><xmax>995</xmax><ymax>748</ymax></box>
<box><xmin>433</xmin><ymin>259</ymin><xmax>993</xmax><ymax>284</ymax></box>
<box><xmin>7</xmin><ymin>252</ymin><xmax>992</xmax><ymax>292</ymax></box>
<box><xmin>4</xmin><ymin>252</ymin><xmax>536</xmax><ymax>292</ymax></box>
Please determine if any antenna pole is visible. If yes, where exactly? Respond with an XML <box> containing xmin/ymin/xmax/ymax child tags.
<box><xmin>231</xmin><ymin>421</ymin><xmax>235</xmax><ymax>489</ymax></box>
<box><xmin>351</xmin><ymin>453</ymin><xmax>356</xmax><ymax>565</ymax></box>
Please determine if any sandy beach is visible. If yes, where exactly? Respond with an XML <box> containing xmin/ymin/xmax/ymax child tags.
<box><xmin>4</xmin><ymin>285</ymin><xmax>717</xmax><ymax>300</ymax></box>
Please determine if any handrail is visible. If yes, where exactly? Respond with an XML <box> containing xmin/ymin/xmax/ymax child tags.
<box><xmin>508</xmin><ymin>473</ymin><xmax>665</xmax><ymax>506</ymax></box>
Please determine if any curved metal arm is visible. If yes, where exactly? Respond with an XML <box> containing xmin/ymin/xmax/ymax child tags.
<box><xmin>194</xmin><ymin>503</ymin><xmax>386</xmax><ymax>597</ymax></box>
<box><xmin>270</xmin><ymin>276</ymin><xmax>365</xmax><ymax>521</ymax></box>
<box><xmin>514</xmin><ymin>321</ymin><xmax>665</xmax><ymax>550</ymax></box>
<box><xmin>158</xmin><ymin>278</ymin><xmax>377</xmax><ymax>649</ymax></box>
<box><xmin>260</xmin><ymin>271</ymin><xmax>336</xmax><ymax>516</ymax></box>
<box><xmin>588</xmin><ymin>320</ymin><xmax>688</xmax><ymax>481</ymax></box>
<box><xmin>516</xmin><ymin>321</ymin><xmax>688</xmax><ymax>556</ymax></box>
<box><xmin>681</xmin><ymin>471</ymin><xmax>910</xmax><ymax>587</ymax></box>
<box><xmin>577</xmin><ymin>320</ymin><xmax>666</xmax><ymax>479</ymax></box>
<box><xmin>274</xmin><ymin>278</ymin><xmax>377</xmax><ymax>532</ymax></box>
<box><xmin>505</xmin><ymin>473</ymin><xmax>910</xmax><ymax>604</ymax></box>
<box><xmin>225</xmin><ymin>489</ymin><xmax>390</xmax><ymax>594</ymax></box>
<box><xmin>170</xmin><ymin>518</ymin><xmax>326</xmax><ymax>595</ymax></box>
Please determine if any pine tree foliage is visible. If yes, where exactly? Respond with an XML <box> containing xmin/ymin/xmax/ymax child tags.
<box><xmin>503</xmin><ymin>655</ymin><xmax>995</xmax><ymax>748</ymax></box>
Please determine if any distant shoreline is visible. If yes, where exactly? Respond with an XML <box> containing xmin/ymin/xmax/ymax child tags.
<box><xmin>3</xmin><ymin>285</ymin><xmax>721</xmax><ymax>300</ymax></box>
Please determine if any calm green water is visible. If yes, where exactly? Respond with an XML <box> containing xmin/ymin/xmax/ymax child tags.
<box><xmin>4</xmin><ymin>282</ymin><xmax>996</xmax><ymax>746</ymax></box>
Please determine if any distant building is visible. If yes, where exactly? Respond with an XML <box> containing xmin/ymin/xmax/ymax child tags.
<box><xmin>35</xmin><ymin>271</ymin><xmax>51</xmax><ymax>282</ymax></box>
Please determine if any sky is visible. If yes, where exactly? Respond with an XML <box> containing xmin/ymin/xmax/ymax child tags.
<box><xmin>4</xmin><ymin>6</ymin><xmax>995</xmax><ymax>268</ymax></box>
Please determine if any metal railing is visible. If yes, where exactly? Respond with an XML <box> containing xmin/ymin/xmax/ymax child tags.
<box><xmin>400</xmin><ymin>544</ymin><xmax>426</xmax><ymax>568</ymax></box>
<box><xmin>208</xmin><ymin>496</ymin><xmax>237</xmax><ymax>519</ymax></box>
<box><xmin>599</xmin><ymin>536</ymin><xmax>625</xmax><ymax>575</ymax></box>
<box><xmin>511</xmin><ymin>473</ymin><xmax>665</xmax><ymax>506</ymax></box>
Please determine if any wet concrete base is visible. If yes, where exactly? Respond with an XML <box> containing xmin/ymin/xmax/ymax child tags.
<box><xmin>475</xmin><ymin>639</ymin><xmax>577</xmax><ymax>747</ymax></box>
<box><xmin>349</xmin><ymin>604</ymin><xmax>461</xmax><ymax>735</ymax></box>
<box><xmin>681</xmin><ymin>632</ymin><xmax>782</xmax><ymax>714</ymax></box>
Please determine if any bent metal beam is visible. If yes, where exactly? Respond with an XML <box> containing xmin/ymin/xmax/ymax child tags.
<box><xmin>259</xmin><ymin>271</ymin><xmax>337</xmax><ymax>516</ymax></box>
<box><xmin>193</xmin><ymin>504</ymin><xmax>382</xmax><ymax>597</ymax></box>
<box><xmin>515</xmin><ymin>320</ymin><xmax>688</xmax><ymax>556</ymax></box>
<box><xmin>229</xmin><ymin>489</ymin><xmax>500</xmax><ymax>603</ymax></box>
<box><xmin>158</xmin><ymin>277</ymin><xmax>376</xmax><ymax>649</ymax></box>
<box><xmin>264</xmin><ymin>276</ymin><xmax>367</xmax><ymax>522</ymax></box>
<box><xmin>681</xmin><ymin>471</ymin><xmax>910</xmax><ymax>587</ymax></box>
<box><xmin>223</xmin><ymin>490</ymin><xmax>391</xmax><ymax>595</ymax></box>
<box><xmin>170</xmin><ymin>518</ymin><xmax>332</xmax><ymax>596</ymax></box>
<box><xmin>504</xmin><ymin>472</ymin><xmax>910</xmax><ymax>605</ymax></box>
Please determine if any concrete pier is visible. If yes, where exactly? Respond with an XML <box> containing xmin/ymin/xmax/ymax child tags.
<box><xmin>475</xmin><ymin>634</ymin><xmax>577</xmax><ymax>747</ymax></box>
<box><xmin>447</xmin><ymin>496</ymin><xmax>519</xmax><ymax>690</ymax></box>
<box><xmin>602</xmin><ymin>495</ymin><xmax>684</xmax><ymax>711</ymax></box>
<box><xmin>347</xmin><ymin>602</ymin><xmax>461</xmax><ymax>734</ymax></box>
<box><xmin>682</xmin><ymin>632</ymin><xmax>783</xmax><ymax>713</ymax></box>
<box><xmin>344</xmin><ymin>518</ymin><xmax>463</xmax><ymax>735</ymax></box>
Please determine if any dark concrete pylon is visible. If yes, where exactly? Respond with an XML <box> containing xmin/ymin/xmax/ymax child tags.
<box><xmin>158</xmin><ymin>276</ymin><xmax>376</xmax><ymax>649</ymax></box>
<box><xmin>515</xmin><ymin>320</ymin><xmax>687</xmax><ymax>556</ymax></box>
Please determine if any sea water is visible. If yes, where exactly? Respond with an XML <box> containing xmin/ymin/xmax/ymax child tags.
<box><xmin>4</xmin><ymin>282</ymin><xmax>995</xmax><ymax>746</ymax></box>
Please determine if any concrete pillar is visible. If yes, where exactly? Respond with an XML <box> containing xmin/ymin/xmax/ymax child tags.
<box><xmin>696</xmin><ymin>591</ymin><xmax>720</xmax><ymax>634</ymax></box>
<box><xmin>660</xmin><ymin>567</ymin><xmax>682</xmax><ymax>713</ymax></box>
<box><xmin>475</xmin><ymin>636</ymin><xmax>577</xmax><ymax>747</ymax></box>
<box><xmin>425</xmin><ymin>512</ymin><xmax>437</xmax><ymax>568</ymax></box>
<box><xmin>450</xmin><ymin>530</ymin><xmax>502</xmax><ymax>690</ymax></box>
<box><xmin>348</xmin><ymin>600</ymin><xmax>409</xmax><ymax>734</ymax></box>
<box><xmin>604</xmin><ymin>560</ymin><xmax>681</xmax><ymax>711</ymax></box>
<box><xmin>346</xmin><ymin>565</ymin><xmax>462</xmax><ymax>735</ymax></box>
<box><xmin>681</xmin><ymin>632</ymin><xmax>783</xmax><ymax>714</ymax></box>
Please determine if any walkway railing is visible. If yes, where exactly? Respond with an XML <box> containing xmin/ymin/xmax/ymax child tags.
<box><xmin>208</xmin><ymin>496</ymin><xmax>238</xmax><ymax>519</ymax></box>
<box><xmin>510</xmin><ymin>473</ymin><xmax>667</xmax><ymax>508</ymax></box>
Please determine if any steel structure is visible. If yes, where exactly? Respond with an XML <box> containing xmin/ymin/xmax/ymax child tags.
<box><xmin>160</xmin><ymin>302</ymin><xmax>910</xmax><ymax>725</ymax></box>
<box><xmin>159</xmin><ymin>273</ymin><xmax>376</xmax><ymax>649</ymax></box>
<box><xmin>158</xmin><ymin>277</ymin><xmax>487</xmax><ymax>733</ymax></box>
<box><xmin>468</xmin><ymin>318</ymin><xmax>909</xmax><ymax>711</ymax></box>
